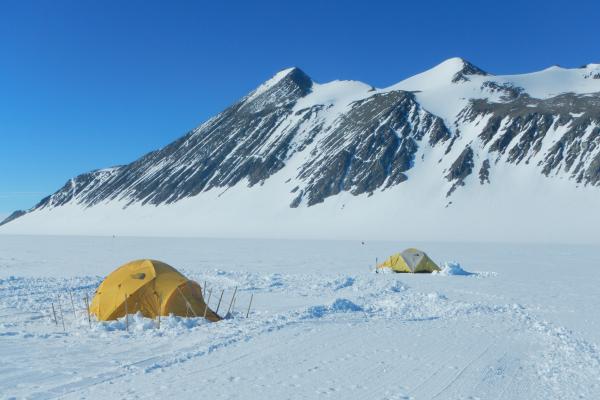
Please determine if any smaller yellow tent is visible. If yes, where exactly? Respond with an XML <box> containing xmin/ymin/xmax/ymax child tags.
<box><xmin>90</xmin><ymin>259</ymin><xmax>220</xmax><ymax>322</ymax></box>
<box><xmin>377</xmin><ymin>248</ymin><xmax>440</xmax><ymax>273</ymax></box>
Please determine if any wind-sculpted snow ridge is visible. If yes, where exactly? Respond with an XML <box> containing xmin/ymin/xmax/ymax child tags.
<box><xmin>3</xmin><ymin>58</ymin><xmax>600</xmax><ymax>239</ymax></box>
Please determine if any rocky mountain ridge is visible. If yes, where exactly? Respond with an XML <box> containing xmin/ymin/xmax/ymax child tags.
<box><xmin>3</xmin><ymin>58</ymin><xmax>600</xmax><ymax>229</ymax></box>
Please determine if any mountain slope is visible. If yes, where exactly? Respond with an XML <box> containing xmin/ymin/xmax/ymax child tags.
<box><xmin>2</xmin><ymin>58</ymin><xmax>600</xmax><ymax>242</ymax></box>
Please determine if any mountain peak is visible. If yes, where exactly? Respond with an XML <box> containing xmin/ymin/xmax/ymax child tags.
<box><xmin>390</xmin><ymin>57</ymin><xmax>488</xmax><ymax>92</ymax></box>
<box><xmin>267</xmin><ymin>66</ymin><xmax>309</xmax><ymax>85</ymax></box>
<box><xmin>243</xmin><ymin>67</ymin><xmax>312</xmax><ymax>106</ymax></box>
<box><xmin>432</xmin><ymin>57</ymin><xmax>488</xmax><ymax>82</ymax></box>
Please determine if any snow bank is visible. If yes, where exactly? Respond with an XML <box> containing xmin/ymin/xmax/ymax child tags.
<box><xmin>434</xmin><ymin>261</ymin><xmax>476</xmax><ymax>276</ymax></box>
<box><xmin>432</xmin><ymin>262</ymin><xmax>497</xmax><ymax>277</ymax></box>
<box><xmin>93</xmin><ymin>312</ymin><xmax>213</xmax><ymax>334</ymax></box>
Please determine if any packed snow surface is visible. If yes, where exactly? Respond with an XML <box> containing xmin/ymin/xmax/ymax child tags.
<box><xmin>1</xmin><ymin>236</ymin><xmax>600</xmax><ymax>399</ymax></box>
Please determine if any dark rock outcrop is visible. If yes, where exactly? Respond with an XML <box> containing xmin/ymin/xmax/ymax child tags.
<box><xmin>445</xmin><ymin>146</ymin><xmax>474</xmax><ymax>196</ymax></box>
<box><xmin>0</xmin><ymin>210</ymin><xmax>27</xmax><ymax>226</ymax></box>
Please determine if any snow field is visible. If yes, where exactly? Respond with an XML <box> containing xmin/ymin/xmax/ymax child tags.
<box><xmin>1</xmin><ymin>236</ymin><xmax>600</xmax><ymax>399</ymax></box>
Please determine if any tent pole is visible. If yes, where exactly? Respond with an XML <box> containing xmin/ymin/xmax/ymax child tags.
<box><xmin>246</xmin><ymin>293</ymin><xmax>253</xmax><ymax>318</ymax></box>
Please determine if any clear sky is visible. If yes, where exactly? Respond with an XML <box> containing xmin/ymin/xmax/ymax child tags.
<box><xmin>1</xmin><ymin>0</ymin><xmax>599</xmax><ymax>217</ymax></box>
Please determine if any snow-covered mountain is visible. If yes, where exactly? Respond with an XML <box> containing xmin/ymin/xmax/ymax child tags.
<box><xmin>3</xmin><ymin>58</ymin><xmax>600</xmax><ymax>242</ymax></box>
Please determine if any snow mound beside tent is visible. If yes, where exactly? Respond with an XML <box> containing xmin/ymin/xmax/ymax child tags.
<box><xmin>433</xmin><ymin>262</ymin><xmax>497</xmax><ymax>277</ymax></box>
<box><xmin>434</xmin><ymin>262</ymin><xmax>475</xmax><ymax>276</ymax></box>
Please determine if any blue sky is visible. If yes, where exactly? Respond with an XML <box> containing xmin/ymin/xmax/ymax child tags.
<box><xmin>1</xmin><ymin>0</ymin><xmax>599</xmax><ymax>217</ymax></box>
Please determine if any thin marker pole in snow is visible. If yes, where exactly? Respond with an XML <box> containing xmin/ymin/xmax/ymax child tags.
<box><xmin>84</xmin><ymin>294</ymin><xmax>91</xmax><ymax>328</ymax></box>
<box><xmin>246</xmin><ymin>293</ymin><xmax>253</xmax><ymax>318</ymax></box>
<box><xmin>51</xmin><ymin>302</ymin><xmax>58</xmax><ymax>326</ymax></box>
<box><xmin>215</xmin><ymin>289</ymin><xmax>225</xmax><ymax>315</ymax></box>
<box><xmin>176</xmin><ymin>286</ymin><xmax>198</xmax><ymax>317</ymax></box>
<box><xmin>57</xmin><ymin>295</ymin><xmax>65</xmax><ymax>331</ymax></box>
<box><xmin>202</xmin><ymin>280</ymin><xmax>206</xmax><ymax>297</ymax></box>
<box><xmin>69</xmin><ymin>291</ymin><xmax>76</xmax><ymax>320</ymax></box>
<box><xmin>203</xmin><ymin>288</ymin><xmax>212</xmax><ymax>319</ymax></box>
<box><xmin>206</xmin><ymin>288</ymin><xmax>213</xmax><ymax>306</ymax></box>
<box><xmin>124</xmin><ymin>293</ymin><xmax>129</xmax><ymax>332</ymax></box>
<box><xmin>226</xmin><ymin>286</ymin><xmax>238</xmax><ymax>318</ymax></box>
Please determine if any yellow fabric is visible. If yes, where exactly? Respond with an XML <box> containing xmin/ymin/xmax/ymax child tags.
<box><xmin>377</xmin><ymin>253</ymin><xmax>411</xmax><ymax>273</ymax></box>
<box><xmin>377</xmin><ymin>249</ymin><xmax>440</xmax><ymax>273</ymax></box>
<box><xmin>413</xmin><ymin>256</ymin><xmax>440</xmax><ymax>273</ymax></box>
<box><xmin>90</xmin><ymin>259</ymin><xmax>220</xmax><ymax>322</ymax></box>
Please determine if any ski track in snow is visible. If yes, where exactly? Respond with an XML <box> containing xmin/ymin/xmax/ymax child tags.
<box><xmin>1</xmin><ymin>238</ymin><xmax>600</xmax><ymax>399</ymax></box>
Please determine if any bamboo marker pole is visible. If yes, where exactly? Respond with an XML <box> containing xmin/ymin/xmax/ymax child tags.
<box><xmin>206</xmin><ymin>288</ymin><xmax>213</xmax><ymax>306</ymax></box>
<box><xmin>84</xmin><ymin>294</ymin><xmax>91</xmax><ymax>328</ymax></box>
<box><xmin>203</xmin><ymin>288</ymin><xmax>212</xmax><ymax>319</ymax></box>
<box><xmin>69</xmin><ymin>291</ymin><xmax>76</xmax><ymax>320</ymax></box>
<box><xmin>246</xmin><ymin>293</ymin><xmax>253</xmax><ymax>318</ymax></box>
<box><xmin>57</xmin><ymin>295</ymin><xmax>66</xmax><ymax>331</ymax></box>
<box><xmin>215</xmin><ymin>289</ymin><xmax>225</xmax><ymax>315</ymax></box>
<box><xmin>51</xmin><ymin>302</ymin><xmax>58</xmax><ymax>326</ymax></box>
<box><xmin>124</xmin><ymin>293</ymin><xmax>129</xmax><ymax>332</ymax></box>
<box><xmin>176</xmin><ymin>286</ymin><xmax>198</xmax><ymax>317</ymax></box>
<box><xmin>226</xmin><ymin>286</ymin><xmax>238</xmax><ymax>318</ymax></box>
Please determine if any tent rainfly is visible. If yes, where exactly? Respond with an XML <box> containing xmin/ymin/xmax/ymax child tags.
<box><xmin>90</xmin><ymin>259</ymin><xmax>221</xmax><ymax>322</ymax></box>
<box><xmin>377</xmin><ymin>248</ymin><xmax>440</xmax><ymax>273</ymax></box>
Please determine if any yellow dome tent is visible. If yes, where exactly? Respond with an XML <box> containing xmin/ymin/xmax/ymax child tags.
<box><xmin>90</xmin><ymin>259</ymin><xmax>221</xmax><ymax>322</ymax></box>
<box><xmin>377</xmin><ymin>248</ymin><xmax>440</xmax><ymax>273</ymax></box>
